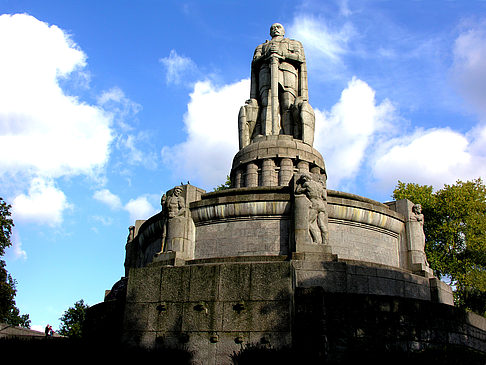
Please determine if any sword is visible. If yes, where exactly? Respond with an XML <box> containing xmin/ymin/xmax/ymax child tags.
<box><xmin>270</xmin><ymin>53</ymin><xmax>280</xmax><ymax>135</ymax></box>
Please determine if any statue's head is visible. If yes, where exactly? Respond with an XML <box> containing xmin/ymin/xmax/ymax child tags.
<box><xmin>270</xmin><ymin>23</ymin><xmax>285</xmax><ymax>38</ymax></box>
<box><xmin>174</xmin><ymin>186</ymin><xmax>183</xmax><ymax>196</ymax></box>
<box><xmin>412</xmin><ymin>204</ymin><xmax>422</xmax><ymax>214</ymax></box>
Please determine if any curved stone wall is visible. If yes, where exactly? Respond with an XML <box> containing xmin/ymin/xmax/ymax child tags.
<box><xmin>189</xmin><ymin>187</ymin><xmax>408</xmax><ymax>269</ymax></box>
<box><xmin>129</xmin><ymin>187</ymin><xmax>409</xmax><ymax>270</ymax></box>
<box><xmin>326</xmin><ymin>190</ymin><xmax>406</xmax><ymax>268</ymax></box>
<box><xmin>191</xmin><ymin>187</ymin><xmax>292</xmax><ymax>258</ymax></box>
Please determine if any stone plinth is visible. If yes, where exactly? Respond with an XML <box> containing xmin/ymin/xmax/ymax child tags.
<box><xmin>231</xmin><ymin>135</ymin><xmax>325</xmax><ymax>188</ymax></box>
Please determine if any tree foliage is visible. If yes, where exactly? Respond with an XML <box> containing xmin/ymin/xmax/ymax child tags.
<box><xmin>58</xmin><ymin>299</ymin><xmax>89</xmax><ymax>338</ymax></box>
<box><xmin>393</xmin><ymin>179</ymin><xmax>486</xmax><ymax>315</ymax></box>
<box><xmin>214</xmin><ymin>175</ymin><xmax>232</xmax><ymax>191</ymax></box>
<box><xmin>0</xmin><ymin>198</ymin><xmax>30</xmax><ymax>328</ymax></box>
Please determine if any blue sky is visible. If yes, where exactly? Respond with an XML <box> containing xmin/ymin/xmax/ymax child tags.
<box><xmin>1</xmin><ymin>0</ymin><xmax>486</xmax><ymax>332</ymax></box>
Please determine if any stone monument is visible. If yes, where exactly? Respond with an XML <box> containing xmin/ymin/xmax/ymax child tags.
<box><xmin>86</xmin><ymin>23</ymin><xmax>486</xmax><ymax>364</ymax></box>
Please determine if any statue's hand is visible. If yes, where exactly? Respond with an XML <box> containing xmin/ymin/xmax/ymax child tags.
<box><xmin>267</xmin><ymin>42</ymin><xmax>284</xmax><ymax>58</ymax></box>
<box><xmin>269</xmin><ymin>42</ymin><xmax>280</xmax><ymax>53</ymax></box>
<box><xmin>246</xmin><ymin>98</ymin><xmax>258</xmax><ymax>107</ymax></box>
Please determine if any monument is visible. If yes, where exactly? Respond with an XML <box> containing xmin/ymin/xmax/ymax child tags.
<box><xmin>86</xmin><ymin>23</ymin><xmax>486</xmax><ymax>364</ymax></box>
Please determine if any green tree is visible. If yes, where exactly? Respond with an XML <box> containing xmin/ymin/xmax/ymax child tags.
<box><xmin>58</xmin><ymin>299</ymin><xmax>89</xmax><ymax>338</ymax></box>
<box><xmin>393</xmin><ymin>179</ymin><xmax>486</xmax><ymax>315</ymax></box>
<box><xmin>214</xmin><ymin>175</ymin><xmax>232</xmax><ymax>191</ymax></box>
<box><xmin>0</xmin><ymin>198</ymin><xmax>30</xmax><ymax>328</ymax></box>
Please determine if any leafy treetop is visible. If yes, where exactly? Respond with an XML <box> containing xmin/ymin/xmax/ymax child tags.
<box><xmin>393</xmin><ymin>178</ymin><xmax>486</xmax><ymax>315</ymax></box>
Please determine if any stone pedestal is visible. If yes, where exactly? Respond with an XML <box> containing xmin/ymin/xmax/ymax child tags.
<box><xmin>231</xmin><ymin>135</ymin><xmax>326</xmax><ymax>188</ymax></box>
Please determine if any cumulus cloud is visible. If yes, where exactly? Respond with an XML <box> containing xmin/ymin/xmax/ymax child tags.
<box><xmin>12</xmin><ymin>177</ymin><xmax>72</xmax><ymax>226</ymax></box>
<box><xmin>161</xmin><ymin>79</ymin><xmax>246</xmax><ymax>189</ymax></box>
<box><xmin>314</xmin><ymin>77</ymin><xmax>398</xmax><ymax>188</ymax></box>
<box><xmin>93</xmin><ymin>189</ymin><xmax>123</xmax><ymax>210</ymax></box>
<box><xmin>0</xmin><ymin>14</ymin><xmax>126</xmax><ymax>230</ymax></box>
<box><xmin>160</xmin><ymin>49</ymin><xmax>198</xmax><ymax>86</ymax></box>
<box><xmin>452</xmin><ymin>20</ymin><xmax>486</xmax><ymax>119</ymax></box>
<box><xmin>366</xmin><ymin>21</ymin><xmax>486</xmax><ymax>191</ymax></box>
<box><xmin>0</xmin><ymin>14</ymin><xmax>113</xmax><ymax>180</ymax></box>
<box><xmin>371</xmin><ymin>126</ymin><xmax>486</xmax><ymax>189</ymax></box>
<box><xmin>93</xmin><ymin>188</ymin><xmax>157</xmax><ymax>223</ymax></box>
<box><xmin>124</xmin><ymin>196</ymin><xmax>157</xmax><ymax>223</ymax></box>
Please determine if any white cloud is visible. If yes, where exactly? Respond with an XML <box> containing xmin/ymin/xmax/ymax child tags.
<box><xmin>93</xmin><ymin>189</ymin><xmax>123</xmax><ymax>210</ymax></box>
<box><xmin>161</xmin><ymin>79</ymin><xmax>246</xmax><ymax>189</ymax></box>
<box><xmin>0</xmin><ymin>14</ymin><xmax>123</xmax><ymax>229</ymax></box>
<box><xmin>314</xmin><ymin>77</ymin><xmax>398</xmax><ymax>188</ymax></box>
<box><xmin>115</xmin><ymin>132</ymin><xmax>158</xmax><ymax>170</ymax></box>
<box><xmin>371</xmin><ymin>126</ymin><xmax>486</xmax><ymax>189</ymax></box>
<box><xmin>10</xmin><ymin>230</ymin><xmax>27</xmax><ymax>260</ymax></box>
<box><xmin>12</xmin><ymin>177</ymin><xmax>72</xmax><ymax>227</ymax></box>
<box><xmin>452</xmin><ymin>20</ymin><xmax>486</xmax><ymax>119</ymax></box>
<box><xmin>93</xmin><ymin>188</ymin><xmax>158</xmax><ymax>223</ymax></box>
<box><xmin>97</xmin><ymin>86</ymin><xmax>142</xmax><ymax>132</ymax></box>
<box><xmin>124</xmin><ymin>196</ymin><xmax>157</xmax><ymax>223</ymax></box>
<box><xmin>92</xmin><ymin>215</ymin><xmax>113</xmax><ymax>226</ymax></box>
<box><xmin>0</xmin><ymin>14</ymin><xmax>113</xmax><ymax>180</ymax></box>
<box><xmin>288</xmin><ymin>15</ymin><xmax>354</xmax><ymax>78</ymax></box>
<box><xmin>160</xmin><ymin>49</ymin><xmax>198</xmax><ymax>86</ymax></box>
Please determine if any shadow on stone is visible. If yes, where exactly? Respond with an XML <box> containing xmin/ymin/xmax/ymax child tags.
<box><xmin>230</xmin><ymin>341</ymin><xmax>486</xmax><ymax>365</ymax></box>
<box><xmin>0</xmin><ymin>337</ymin><xmax>193</xmax><ymax>362</ymax></box>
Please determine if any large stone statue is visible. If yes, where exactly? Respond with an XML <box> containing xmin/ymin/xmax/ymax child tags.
<box><xmin>410</xmin><ymin>203</ymin><xmax>429</xmax><ymax>268</ymax></box>
<box><xmin>161</xmin><ymin>186</ymin><xmax>190</xmax><ymax>253</ymax></box>
<box><xmin>238</xmin><ymin>23</ymin><xmax>315</xmax><ymax>149</ymax></box>
<box><xmin>294</xmin><ymin>173</ymin><xmax>328</xmax><ymax>245</ymax></box>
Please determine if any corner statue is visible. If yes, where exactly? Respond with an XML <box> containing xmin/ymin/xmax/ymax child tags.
<box><xmin>238</xmin><ymin>23</ymin><xmax>315</xmax><ymax>149</ymax></box>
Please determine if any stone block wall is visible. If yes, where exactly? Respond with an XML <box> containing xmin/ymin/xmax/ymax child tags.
<box><xmin>123</xmin><ymin>260</ymin><xmax>293</xmax><ymax>365</ymax></box>
<box><xmin>293</xmin><ymin>260</ymin><xmax>441</xmax><ymax>302</ymax></box>
<box><xmin>195</xmin><ymin>218</ymin><xmax>290</xmax><ymax>258</ymax></box>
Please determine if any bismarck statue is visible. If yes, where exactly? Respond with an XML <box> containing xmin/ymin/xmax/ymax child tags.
<box><xmin>238</xmin><ymin>23</ymin><xmax>315</xmax><ymax>149</ymax></box>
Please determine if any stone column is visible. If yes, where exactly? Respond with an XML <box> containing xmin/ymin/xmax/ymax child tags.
<box><xmin>234</xmin><ymin>169</ymin><xmax>242</xmax><ymax>188</ymax></box>
<box><xmin>310</xmin><ymin>166</ymin><xmax>321</xmax><ymax>175</ymax></box>
<box><xmin>261</xmin><ymin>158</ymin><xmax>277</xmax><ymax>186</ymax></box>
<box><xmin>297</xmin><ymin>161</ymin><xmax>309</xmax><ymax>174</ymax></box>
<box><xmin>279</xmin><ymin>158</ymin><xmax>293</xmax><ymax>186</ymax></box>
<box><xmin>245</xmin><ymin>162</ymin><xmax>258</xmax><ymax>187</ymax></box>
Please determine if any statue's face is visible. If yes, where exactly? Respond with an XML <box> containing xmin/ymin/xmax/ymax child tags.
<box><xmin>270</xmin><ymin>23</ymin><xmax>285</xmax><ymax>37</ymax></box>
<box><xmin>174</xmin><ymin>188</ymin><xmax>182</xmax><ymax>196</ymax></box>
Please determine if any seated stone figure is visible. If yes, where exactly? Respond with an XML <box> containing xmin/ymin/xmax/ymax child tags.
<box><xmin>238</xmin><ymin>98</ymin><xmax>259</xmax><ymax>149</ymax></box>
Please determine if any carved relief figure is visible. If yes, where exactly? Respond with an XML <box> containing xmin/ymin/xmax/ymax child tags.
<box><xmin>411</xmin><ymin>203</ymin><xmax>429</xmax><ymax>266</ymax></box>
<box><xmin>295</xmin><ymin>173</ymin><xmax>328</xmax><ymax>244</ymax></box>
<box><xmin>238</xmin><ymin>23</ymin><xmax>315</xmax><ymax>148</ymax></box>
<box><xmin>161</xmin><ymin>186</ymin><xmax>188</xmax><ymax>252</ymax></box>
